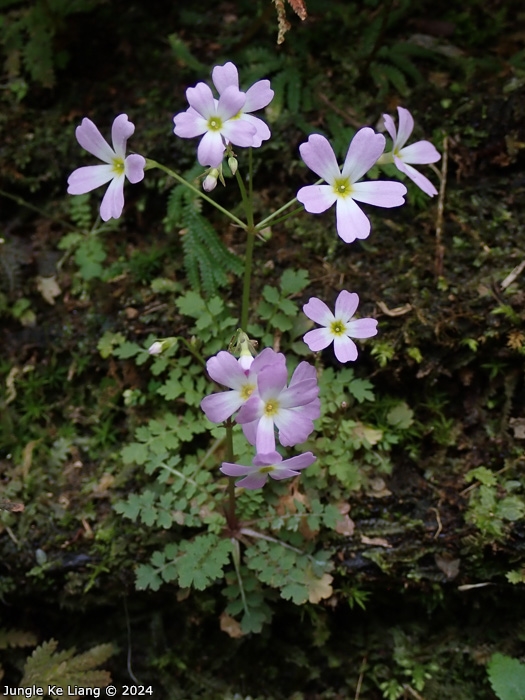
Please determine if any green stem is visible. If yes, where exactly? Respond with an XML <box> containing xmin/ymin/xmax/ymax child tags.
<box><xmin>0</xmin><ymin>188</ymin><xmax>78</xmax><ymax>231</ymax></box>
<box><xmin>256</xmin><ymin>196</ymin><xmax>299</xmax><ymax>229</ymax></box>
<box><xmin>225</xmin><ymin>419</ymin><xmax>236</xmax><ymax>527</ymax></box>
<box><xmin>257</xmin><ymin>206</ymin><xmax>305</xmax><ymax>229</ymax></box>
<box><xmin>235</xmin><ymin>166</ymin><xmax>256</xmax><ymax>329</ymax></box>
<box><xmin>147</xmin><ymin>159</ymin><xmax>247</xmax><ymax>229</ymax></box>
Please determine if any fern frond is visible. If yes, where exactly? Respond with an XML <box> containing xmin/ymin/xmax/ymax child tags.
<box><xmin>0</xmin><ymin>627</ymin><xmax>38</xmax><ymax>649</ymax></box>
<box><xmin>20</xmin><ymin>639</ymin><xmax>114</xmax><ymax>693</ymax></box>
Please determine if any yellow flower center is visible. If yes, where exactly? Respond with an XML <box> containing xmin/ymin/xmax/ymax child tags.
<box><xmin>207</xmin><ymin>117</ymin><xmax>223</xmax><ymax>131</ymax></box>
<box><xmin>264</xmin><ymin>400</ymin><xmax>280</xmax><ymax>417</ymax></box>
<box><xmin>240</xmin><ymin>383</ymin><xmax>255</xmax><ymax>400</ymax></box>
<box><xmin>330</xmin><ymin>320</ymin><xmax>346</xmax><ymax>336</ymax></box>
<box><xmin>259</xmin><ymin>465</ymin><xmax>276</xmax><ymax>474</ymax></box>
<box><xmin>333</xmin><ymin>177</ymin><xmax>352</xmax><ymax>198</ymax></box>
<box><xmin>112</xmin><ymin>157</ymin><xmax>125</xmax><ymax>175</ymax></box>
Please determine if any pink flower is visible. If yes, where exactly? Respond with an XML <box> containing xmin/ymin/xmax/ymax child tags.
<box><xmin>211</xmin><ymin>62</ymin><xmax>274</xmax><ymax>147</ymax></box>
<box><xmin>67</xmin><ymin>115</ymin><xmax>146</xmax><ymax>222</ymax></box>
<box><xmin>173</xmin><ymin>82</ymin><xmax>256</xmax><ymax>167</ymax></box>
<box><xmin>296</xmin><ymin>129</ymin><xmax>407</xmax><ymax>243</ymax></box>
<box><xmin>382</xmin><ymin>107</ymin><xmax>441</xmax><ymax>196</ymax></box>
<box><xmin>303</xmin><ymin>290</ymin><xmax>378</xmax><ymax>362</ymax></box>
<box><xmin>237</xmin><ymin>361</ymin><xmax>320</xmax><ymax>453</ymax></box>
<box><xmin>201</xmin><ymin>348</ymin><xmax>285</xmax><ymax>424</ymax></box>
<box><xmin>221</xmin><ymin>450</ymin><xmax>316</xmax><ymax>489</ymax></box>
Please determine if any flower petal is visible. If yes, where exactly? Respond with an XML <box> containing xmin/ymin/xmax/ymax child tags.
<box><xmin>215</xmin><ymin>85</ymin><xmax>246</xmax><ymax>121</ymax></box>
<box><xmin>124</xmin><ymin>154</ymin><xmax>146</xmax><ymax>184</ymax></box>
<box><xmin>334</xmin><ymin>290</ymin><xmax>359</xmax><ymax>322</ymax></box>
<box><xmin>394</xmin><ymin>158</ymin><xmax>438</xmax><ymax>196</ymax></box>
<box><xmin>257</xmin><ymin>364</ymin><xmax>288</xmax><ymax>401</ymax></box>
<box><xmin>275</xmin><ymin>409</ymin><xmax>315</xmax><ymax>446</ymax></box>
<box><xmin>333</xmin><ymin>335</ymin><xmax>358</xmax><ymax>362</ymax></box>
<box><xmin>75</xmin><ymin>118</ymin><xmax>115</xmax><ymax>164</ymax></box>
<box><xmin>220</xmin><ymin>462</ymin><xmax>251</xmax><ymax>477</ymax></box>
<box><xmin>212</xmin><ymin>62</ymin><xmax>239</xmax><ymax>93</ymax></box>
<box><xmin>290</xmin><ymin>361</ymin><xmax>317</xmax><ymax>385</ymax></box>
<box><xmin>67</xmin><ymin>164</ymin><xmax>114</xmax><ymax>194</ymax></box>
<box><xmin>303</xmin><ymin>327</ymin><xmax>333</xmax><ymax>352</ymax></box>
<box><xmin>99</xmin><ymin>173</ymin><xmax>125</xmax><ymax>221</ymax></box>
<box><xmin>350</xmin><ymin>180</ymin><xmax>407</xmax><ymax>208</ymax></box>
<box><xmin>186</xmin><ymin>82</ymin><xmax>216</xmax><ymax>118</ymax></box>
<box><xmin>221</xmin><ymin>119</ymin><xmax>257</xmax><ymax>147</ymax></box>
<box><xmin>173</xmin><ymin>108</ymin><xmax>208</xmax><ymax>138</ymax></box>
<box><xmin>335</xmin><ymin>197</ymin><xmax>371</xmax><ymax>243</ymax></box>
<box><xmin>244</xmin><ymin>79</ymin><xmax>274</xmax><ymax>111</ymax></box>
<box><xmin>399</xmin><ymin>140</ymin><xmax>441</xmax><ymax>165</ymax></box>
<box><xmin>383</xmin><ymin>113</ymin><xmax>397</xmax><ymax>143</ymax></box>
<box><xmin>197</xmin><ymin>130</ymin><xmax>226</xmax><ymax>167</ymax></box>
<box><xmin>280</xmin><ymin>452</ymin><xmax>316</xmax><ymax>471</ymax></box>
<box><xmin>206</xmin><ymin>350</ymin><xmax>247</xmax><ymax>389</ymax></box>
<box><xmin>395</xmin><ymin>107</ymin><xmax>414</xmax><ymax>150</ymax></box>
<box><xmin>345</xmin><ymin>318</ymin><xmax>378</xmax><ymax>338</ymax></box>
<box><xmin>341</xmin><ymin>128</ymin><xmax>386</xmax><ymax>183</ymax></box>
<box><xmin>234</xmin><ymin>473</ymin><xmax>268</xmax><ymax>489</ymax></box>
<box><xmin>255</xmin><ymin>414</ymin><xmax>277</xmax><ymax>453</ymax></box>
<box><xmin>111</xmin><ymin>114</ymin><xmax>135</xmax><ymax>159</ymax></box>
<box><xmin>201</xmin><ymin>391</ymin><xmax>243</xmax><ymax>423</ymax></box>
<box><xmin>303</xmin><ymin>297</ymin><xmax>334</xmax><ymax>326</ymax></box>
<box><xmin>239</xmin><ymin>113</ymin><xmax>270</xmax><ymax>147</ymax></box>
<box><xmin>299</xmin><ymin>134</ymin><xmax>341</xmax><ymax>183</ymax></box>
<box><xmin>297</xmin><ymin>184</ymin><xmax>336</xmax><ymax>214</ymax></box>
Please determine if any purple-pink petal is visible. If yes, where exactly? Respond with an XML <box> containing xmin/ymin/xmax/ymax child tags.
<box><xmin>124</xmin><ymin>154</ymin><xmax>146</xmax><ymax>184</ymax></box>
<box><xmin>244</xmin><ymin>79</ymin><xmax>274</xmax><ymax>111</ymax></box>
<box><xmin>399</xmin><ymin>140</ymin><xmax>441</xmax><ymax>165</ymax></box>
<box><xmin>201</xmin><ymin>391</ymin><xmax>243</xmax><ymax>423</ymax></box>
<box><xmin>197</xmin><ymin>130</ymin><xmax>226</xmax><ymax>167</ymax></box>
<box><xmin>303</xmin><ymin>297</ymin><xmax>334</xmax><ymax>326</ymax></box>
<box><xmin>206</xmin><ymin>351</ymin><xmax>247</xmax><ymax>390</ymax></box>
<box><xmin>173</xmin><ymin>108</ymin><xmax>207</xmax><ymax>138</ymax></box>
<box><xmin>67</xmin><ymin>164</ymin><xmax>114</xmax><ymax>195</ymax></box>
<box><xmin>99</xmin><ymin>174</ymin><xmax>125</xmax><ymax>221</ymax></box>
<box><xmin>303</xmin><ymin>327</ymin><xmax>333</xmax><ymax>352</ymax></box>
<box><xmin>394</xmin><ymin>107</ymin><xmax>414</xmax><ymax>150</ymax></box>
<box><xmin>279</xmin><ymin>452</ymin><xmax>316</xmax><ymax>471</ymax></box>
<box><xmin>240</xmin><ymin>113</ymin><xmax>271</xmax><ymax>147</ymax></box>
<box><xmin>383</xmin><ymin>113</ymin><xmax>397</xmax><ymax>144</ymax></box>
<box><xmin>186</xmin><ymin>82</ymin><xmax>216</xmax><ymax>118</ymax></box>
<box><xmin>257</xmin><ymin>364</ymin><xmax>289</xmax><ymax>401</ymax></box>
<box><xmin>334</xmin><ymin>290</ymin><xmax>359</xmax><ymax>322</ymax></box>
<box><xmin>341</xmin><ymin>128</ymin><xmax>386</xmax><ymax>183</ymax></box>
<box><xmin>111</xmin><ymin>114</ymin><xmax>135</xmax><ymax>159</ymax></box>
<box><xmin>279</xmin><ymin>379</ymin><xmax>319</xmax><ymax>409</ymax></box>
<box><xmin>394</xmin><ymin>158</ymin><xmax>438</xmax><ymax>197</ymax></box>
<box><xmin>221</xmin><ymin>119</ymin><xmax>258</xmax><ymax>147</ymax></box>
<box><xmin>75</xmin><ymin>118</ymin><xmax>115</xmax><ymax>164</ymax></box>
<box><xmin>333</xmin><ymin>335</ymin><xmax>358</xmax><ymax>362</ymax></box>
<box><xmin>299</xmin><ymin>134</ymin><xmax>341</xmax><ymax>183</ymax></box>
<box><xmin>335</xmin><ymin>197</ymin><xmax>371</xmax><ymax>243</ymax></box>
<box><xmin>236</xmin><ymin>473</ymin><xmax>268</xmax><ymax>489</ymax></box>
<box><xmin>215</xmin><ymin>85</ymin><xmax>246</xmax><ymax>121</ymax></box>
<box><xmin>297</xmin><ymin>184</ymin><xmax>337</xmax><ymax>214</ymax></box>
<box><xmin>212</xmin><ymin>62</ymin><xmax>239</xmax><ymax>93</ymax></box>
<box><xmin>220</xmin><ymin>462</ymin><xmax>252</xmax><ymax>477</ymax></box>
<box><xmin>290</xmin><ymin>361</ymin><xmax>317</xmax><ymax>385</ymax></box>
<box><xmin>345</xmin><ymin>318</ymin><xmax>378</xmax><ymax>338</ymax></box>
<box><xmin>255</xmin><ymin>414</ymin><xmax>277</xmax><ymax>453</ymax></box>
<box><xmin>275</xmin><ymin>410</ymin><xmax>315</xmax><ymax>446</ymax></box>
<box><xmin>350</xmin><ymin>180</ymin><xmax>407</xmax><ymax>208</ymax></box>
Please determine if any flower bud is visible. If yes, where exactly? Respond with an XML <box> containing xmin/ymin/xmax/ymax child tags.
<box><xmin>228</xmin><ymin>156</ymin><xmax>238</xmax><ymax>176</ymax></box>
<box><xmin>203</xmin><ymin>168</ymin><xmax>219</xmax><ymax>192</ymax></box>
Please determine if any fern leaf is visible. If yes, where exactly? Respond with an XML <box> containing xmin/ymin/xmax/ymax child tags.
<box><xmin>0</xmin><ymin>627</ymin><xmax>38</xmax><ymax>649</ymax></box>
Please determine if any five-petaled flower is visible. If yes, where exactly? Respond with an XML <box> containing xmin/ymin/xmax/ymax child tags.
<box><xmin>303</xmin><ymin>290</ymin><xmax>378</xmax><ymax>362</ymax></box>
<box><xmin>67</xmin><ymin>114</ymin><xmax>146</xmax><ymax>222</ymax></box>
<box><xmin>237</xmin><ymin>361</ymin><xmax>320</xmax><ymax>453</ymax></box>
<box><xmin>221</xmin><ymin>450</ymin><xmax>316</xmax><ymax>489</ymax></box>
<box><xmin>173</xmin><ymin>82</ymin><xmax>256</xmax><ymax>168</ymax></box>
<box><xmin>201</xmin><ymin>348</ymin><xmax>285</xmax><ymax>424</ymax></box>
<box><xmin>212</xmin><ymin>62</ymin><xmax>274</xmax><ymax>148</ymax></box>
<box><xmin>296</xmin><ymin>129</ymin><xmax>407</xmax><ymax>243</ymax></box>
<box><xmin>381</xmin><ymin>106</ymin><xmax>441</xmax><ymax>196</ymax></box>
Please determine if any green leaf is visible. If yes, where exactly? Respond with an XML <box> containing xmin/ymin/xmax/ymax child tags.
<box><xmin>280</xmin><ymin>269</ymin><xmax>309</xmax><ymax>295</ymax></box>
<box><xmin>135</xmin><ymin>564</ymin><xmax>163</xmax><ymax>592</ymax></box>
<box><xmin>348</xmin><ymin>378</ymin><xmax>374</xmax><ymax>403</ymax></box>
<box><xmin>176</xmin><ymin>535</ymin><xmax>231</xmax><ymax>590</ymax></box>
<box><xmin>487</xmin><ymin>653</ymin><xmax>525</xmax><ymax>700</ymax></box>
<box><xmin>386</xmin><ymin>402</ymin><xmax>414</xmax><ymax>429</ymax></box>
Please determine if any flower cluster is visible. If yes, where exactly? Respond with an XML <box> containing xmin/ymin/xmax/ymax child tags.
<box><xmin>67</xmin><ymin>62</ymin><xmax>441</xmax><ymax>491</ymax></box>
<box><xmin>201</xmin><ymin>347</ymin><xmax>320</xmax><ymax>489</ymax></box>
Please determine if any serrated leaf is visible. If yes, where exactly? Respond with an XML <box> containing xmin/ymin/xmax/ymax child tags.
<box><xmin>280</xmin><ymin>268</ymin><xmax>309</xmax><ymax>295</ymax></box>
<box><xmin>386</xmin><ymin>402</ymin><xmax>414</xmax><ymax>429</ymax></box>
<box><xmin>487</xmin><ymin>653</ymin><xmax>525</xmax><ymax>700</ymax></box>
